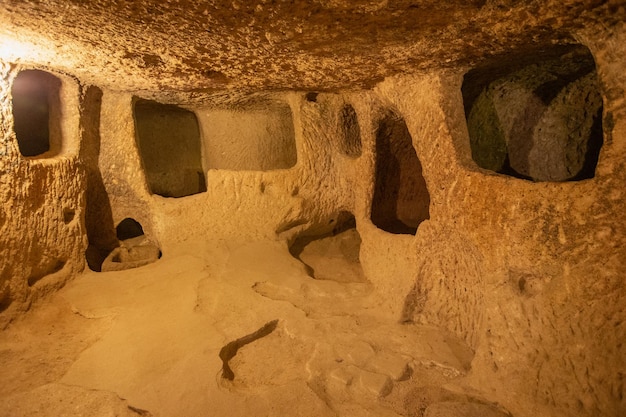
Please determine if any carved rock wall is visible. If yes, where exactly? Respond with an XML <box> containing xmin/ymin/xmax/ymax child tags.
<box><xmin>0</xmin><ymin>64</ymin><xmax>85</xmax><ymax>328</ymax></box>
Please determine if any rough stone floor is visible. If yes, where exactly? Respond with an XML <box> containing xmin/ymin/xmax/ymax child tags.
<box><xmin>0</xmin><ymin>238</ymin><xmax>510</xmax><ymax>417</ymax></box>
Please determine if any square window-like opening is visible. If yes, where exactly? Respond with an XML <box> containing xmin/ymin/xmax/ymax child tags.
<box><xmin>11</xmin><ymin>70</ymin><xmax>62</xmax><ymax>157</ymax></box>
<box><xmin>133</xmin><ymin>99</ymin><xmax>207</xmax><ymax>198</ymax></box>
<box><xmin>197</xmin><ymin>101</ymin><xmax>297</xmax><ymax>171</ymax></box>
<box><xmin>462</xmin><ymin>45</ymin><xmax>603</xmax><ymax>182</ymax></box>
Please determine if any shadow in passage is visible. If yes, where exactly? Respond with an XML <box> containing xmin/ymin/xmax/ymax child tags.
<box><xmin>79</xmin><ymin>86</ymin><xmax>118</xmax><ymax>272</ymax></box>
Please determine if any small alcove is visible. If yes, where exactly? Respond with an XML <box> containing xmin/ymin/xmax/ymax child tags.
<box><xmin>11</xmin><ymin>69</ymin><xmax>62</xmax><ymax>157</ymax></box>
<box><xmin>289</xmin><ymin>212</ymin><xmax>365</xmax><ymax>283</ymax></box>
<box><xmin>197</xmin><ymin>102</ymin><xmax>297</xmax><ymax>171</ymax></box>
<box><xmin>134</xmin><ymin>99</ymin><xmax>207</xmax><ymax>197</ymax></box>
<box><xmin>371</xmin><ymin>111</ymin><xmax>430</xmax><ymax>235</ymax></box>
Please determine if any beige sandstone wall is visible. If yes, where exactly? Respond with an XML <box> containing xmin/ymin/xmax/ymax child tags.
<box><xmin>93</xmin><ymin>91</ymin><xmax>354</xmax><ymax>250</ymax></box>
<box><xmin>361</xmin><ymin>25</ymin><xmax>626</xmax><ymax>417</ymax></box>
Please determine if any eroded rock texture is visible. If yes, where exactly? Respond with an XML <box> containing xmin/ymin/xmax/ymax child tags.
<box><xmin>0</xmin><ymin>1</ymin><xmax>624</xmax><ymax>417</ymax></box>
<box><xmin>0</xmin><ymin>63</ymin><xmax>85</xmax><ymax>327</ymax></box>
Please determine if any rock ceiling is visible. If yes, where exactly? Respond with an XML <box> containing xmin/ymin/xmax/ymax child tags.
<box><xmin>0</xmin><ymin>0</ymin><xmax>623</xmax><ymax>93</ymax></box>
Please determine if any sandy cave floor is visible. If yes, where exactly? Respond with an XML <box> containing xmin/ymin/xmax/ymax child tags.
<box><xmin>0</xmin><ymin>236</ymin><xmax>511</xmax><ymax>417</ymax></box>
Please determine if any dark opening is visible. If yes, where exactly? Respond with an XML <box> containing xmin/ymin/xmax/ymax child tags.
<box><xmin>11</xmin><ymin>70</ymin><xmax>62</xmax><ymax>157</ymax></box>
<box><xmin>340</xmin><ymin>104</ymin><xmax>362</xmax><ymax>157</ymax></box>
<box><xmin>116</xmin><ymin>218</ymin><xmax>144</xmax><ymax>241</ymax></box>
<box><xmin>462</xmin><ymin>44</ymin><xmax>604</xmax><ymax>182</ymax></box>
<box><xmin>95</xmin><ymin>218</ymin><xmax>162</xmax><ymax>272</ymax></box>
<box><xmin>305</xmin><ymin>92</ymin><xmax>318</xmax><ymax>102</ymax></box>
<box><xmin>62</xmin><ymin>207</ymin><xmax>75</xmax><ymax>224</ymax></box>
<box><xmin>371</xmin><ymin>111</ymin><xmax>430</xmax><ymax>235</ymax></box>
<box><xmin>134</xmin><ymin>99</ymin><xmax>207</xmax><ymax>197</ymax></box>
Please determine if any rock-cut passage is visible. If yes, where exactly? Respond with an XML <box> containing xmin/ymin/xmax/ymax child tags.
<box><xmin>462</xmin><ymin>44</ymin><xmax>604</xmax><ymax>182</ymax></box>
<box><xmin>371</xmin><ymin>112</ymin><xmax>430</xmax><ymax>234</ymax></box>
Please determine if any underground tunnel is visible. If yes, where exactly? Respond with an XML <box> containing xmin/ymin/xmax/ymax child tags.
<box><xmin>0</xmin><ymin>2</ymin><xmax>624</xmax><ymax>417</ymax></box>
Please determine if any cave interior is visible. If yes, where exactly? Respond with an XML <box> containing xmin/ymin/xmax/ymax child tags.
<box><xmin>0</xmin><ymin>1</ymin><xmax>625</xmax><ymax>417</ymax></box>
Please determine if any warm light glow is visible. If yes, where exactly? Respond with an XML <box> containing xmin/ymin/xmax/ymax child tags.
<box><xmin>0</xmin><ymin>37</ymin><xmax>39</xmax><ymax>61</ymax></box>
<box><xmin>0</xmin><ymin>28</ymin><xmax>62</xmax><ymax>65</ymax></box>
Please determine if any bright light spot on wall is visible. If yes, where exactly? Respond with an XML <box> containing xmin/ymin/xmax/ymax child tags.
<box><xmin>0</xmin><ymin>37</ymin><xmax>41</xmax><ymax>61</ymax></box>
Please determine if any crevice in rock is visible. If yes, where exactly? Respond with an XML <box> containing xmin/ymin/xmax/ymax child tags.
<box><xmin>127</xmin><ymin>405</ymin><xmax>153</xmax><ymax>416</ymax></box>
<box><xmin>0</xmin><ymin>298</ymin><xmax>11</xmax><ymax>314</ymax></box>
<box><xmin>305</xmin><ymin>92</ymin><xmax>319</xmax><ymax>102</ymax></box>
<box><xmin>81</xmin><ymin>85</ymin><xmax>118</xmax><ymax>273</ymax></box>
<box><xmin>62</xmin><ymin>208</ymin><xmax>75</xmax><ymax>224</ymax></box>
<box><xmin>116</xmin><ymin>218</ymin><xmax>144</xmax><ymax>241</ymax></box>
<box><xmin>0</xmin><ymin>288</ymin><xmax>11</xmax><ymax>314</ymax></box>
<box><xmin>219</xmin><ymin>319</ymin><xmax>279</xmax><ymax>381</ymax></box>
<box><xmin>400</xmin><ymin>276</ymin><xmax>427</xmax><ymax>324</ymax></box>
<box><xmin>0</xmin><ymin>268</ymin><xmax>12</xmax><ymax>314</ymax></box>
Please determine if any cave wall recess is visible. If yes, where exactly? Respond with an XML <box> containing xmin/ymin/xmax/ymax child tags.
<box><xmin>371</xmin><ymin>110</ymin><xmax>430</xmax><ymax>235</ymax></box>
<box><xmin>462</xmin><ymin>45</ymin><xmax>604</xmax><ymax>182</ymax></box>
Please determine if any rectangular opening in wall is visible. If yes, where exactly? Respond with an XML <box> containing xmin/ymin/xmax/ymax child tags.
<box><xmin>11</xmin><ymin>69</ymin><xmax>62</xmax><ymax>157</ymax></box>
<box><xmin>133</xmin><ymin>98</ymin><xmax>207</xmax><ymax>198</ymax></box>
<box><xmin>461</xmin><ymin>44</ymin><xmax>603</xmax><ymax>182</ymax></box>
<box><xmin>197</xmin><ymin>101</ymin><xmax>297</xmax><ymax>171</ymax></box>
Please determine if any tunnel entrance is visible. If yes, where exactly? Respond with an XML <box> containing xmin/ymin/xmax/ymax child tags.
<box><xmin>134</xmin><ymin>99</ymin><xmax>207</xmax><ymax>198</ymax></box>
<box><xmin>462</xmin><ymin>44</ymin><xmax>604</xmax><ymax>181</ymax></box>
<box><xmin>11</xmin><ymin>70</ymin><xmax>62</xmax><ymax>157</ymax></box>
<box><xmin>116</xmin><ymin>218</ymin><xmax>144</xmax><ymax>241</ymax></box>
<box><xmin>371</xmin><ymin>112</ymin><xmax>430</xmax><ymax>235</ymax></box>
<box><xmin>100</xmin><ymin>218</ymin><xmax>161</xmax><ymax>272</ymax></box>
